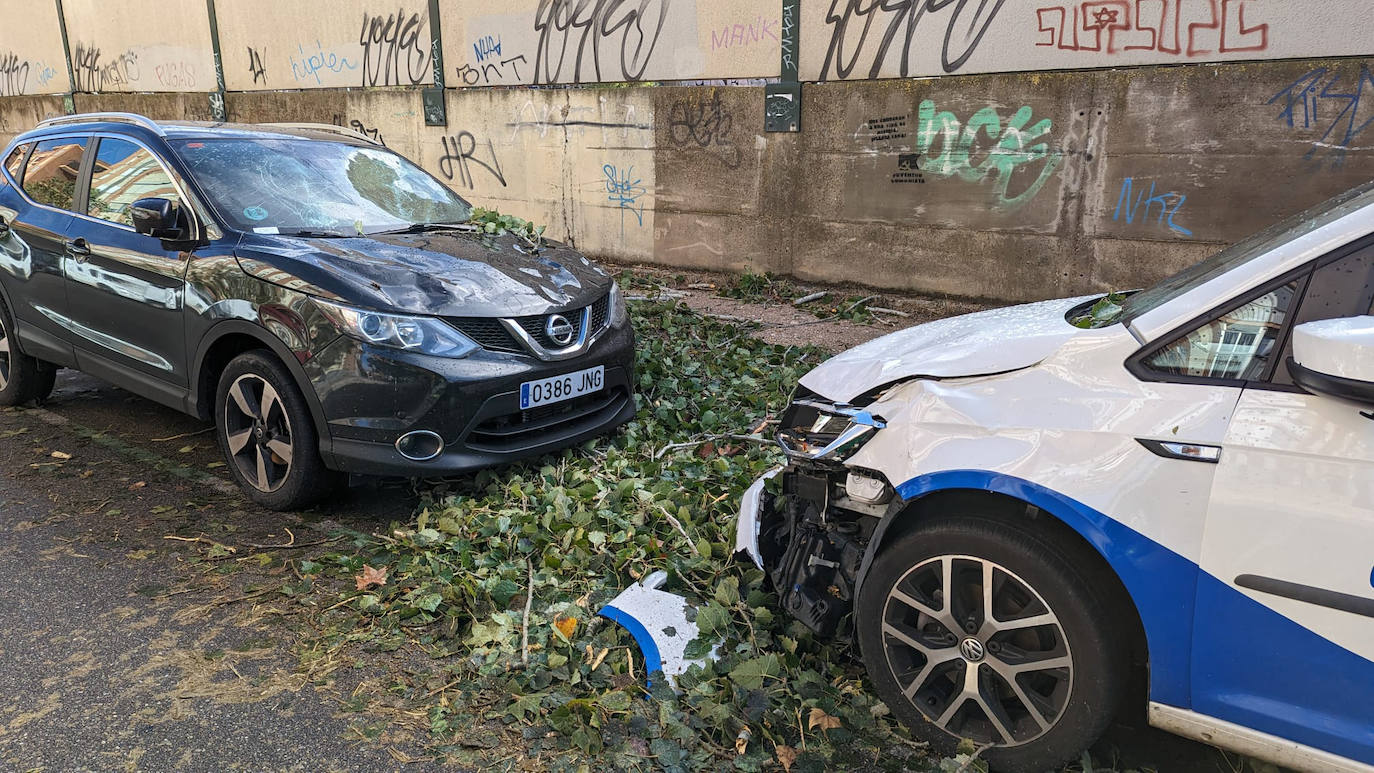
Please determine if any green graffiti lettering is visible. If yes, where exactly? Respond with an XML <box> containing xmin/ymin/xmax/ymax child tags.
<box><xmin>911</xmin><ymin>99</ymin><xmax>1061</xmax><ymax>209</ymax></box>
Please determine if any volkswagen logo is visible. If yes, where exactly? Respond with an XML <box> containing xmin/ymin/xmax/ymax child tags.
<box><xmin>959</xmin><ymin>637</ymin><xmax>986</xmax><ymax>663</ymax></box>
<box><xmin>545</xmin><ymin>314</ymin><xmax>575</xmax><ymax>346</ymax></box>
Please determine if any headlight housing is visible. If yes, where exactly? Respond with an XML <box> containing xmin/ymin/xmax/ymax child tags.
<box><xmin>314</xmin><ymin>299</ymin><xmax>479</xmax><ymax>358</ymax></box>
<box><xmin>776</xmin><ymin>398</ymin><xmax>885</xmax><ymax>461</ymax></box>
<box><xmin>608</xmin><ymin>281</ymin><xmax>629</xmax><ymax>327</ymax></box>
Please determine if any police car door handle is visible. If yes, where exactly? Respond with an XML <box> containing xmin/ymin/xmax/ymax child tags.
<box><xmin>1136</xmin><ymin>438</ymin><xmax>1221</xmax><ymax>463</ymax></box>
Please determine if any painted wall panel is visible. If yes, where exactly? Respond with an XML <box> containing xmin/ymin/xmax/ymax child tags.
<box><xmin>440</xmin><ymin>0</ymin><xmax>779</xmax><ymax>88</ymax></box>
<box><xmin>62</xmin><ymin>0</ymin><xmax>215</xmax><ymax>93</ymax></box>
<box><xmin>217</xmin><ymin>0</ymin><xmax>433</xmax><ymax>91</ymax></box>
<box><xmin>799</xmin><ymin>0</ymin><xmax>1374</xmax><ymax>82</ymax></box>
<box><xmin>0</xmin><ymin>0</ymin><xmax>70</xmax><ymax>96</ymax></box>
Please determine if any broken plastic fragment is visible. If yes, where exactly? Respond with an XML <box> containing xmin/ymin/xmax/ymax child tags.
<box><xmin>599</xmin><ymin>570</ymin><xmax>719</xmax><ymax>690</ymax></box>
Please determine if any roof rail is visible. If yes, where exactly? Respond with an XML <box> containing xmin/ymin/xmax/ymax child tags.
<box><xmin>36</xmin><ymin>112</ymin><xmax>166</xmax><ymax>136</ymax></box>
<box><xmin>260</xmin><ymin>122</ymin><xmax>383</xmax><ymax>146</ymax></box>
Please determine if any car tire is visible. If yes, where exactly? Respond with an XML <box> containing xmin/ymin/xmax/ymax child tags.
<box><xmin>214</xmin><ymin>350</ymin><xmax>337</xmax><ymax>511</ymax></box>
<box><xmin>856</xmin><ymin>512</ymin><xmax>1128</xmax><ymax>773</ymax></box>
<box><xmin>0</xmin><ymin>298</ymin><xmax>56</xmax><ymax>406</ymax></box>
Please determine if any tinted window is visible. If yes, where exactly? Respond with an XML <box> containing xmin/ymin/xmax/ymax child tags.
<box><xmin>3</xmin><ymin>143</ymin><xmax>29</xmax><ymax>182</ymax></box>
<box><xmin>1145</xmin><ymin>281</ymin><xmax>1299</xmax><ymax>381</ymax></box>
<box><xmin>1272</xmin><ymin>246</ymin><xmax>1374</xmax><ymax>386</ymax></box>
<box><xmin>22</xmin><ymin>137</ymin><xmax>87</xmax><ymax>211</ymax></box>
<box><xmin>87</xmin><ymin>138</ymin><xmax>180</xmax><ymax>227</ymax></box>
<box><xmin>171</xmin><ymin>138</ymin><xmax>471</xmax><ymax>234</ymax></box>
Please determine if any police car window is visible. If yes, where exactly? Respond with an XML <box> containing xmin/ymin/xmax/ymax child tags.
<box><xmin>1144</xmin><ymin>281</ymin><xmax>1298</xmax><ymax>382</ymax></box>
<box><xmin>1272</xmin><ymin>246</ymin><xmax>1374</xmax><ymax>386</ymax></box>
<box><xmin>3</xmin><ymin>143</ymin><xmax>29</xmax><ymax>182</ymax></box>
<box><xmin>22</xmin><ymin>137</ymin><xmax>87</xmax><ymax>211</ymax></box>
<box><xmin>87</xmin><ymin>138</ymin><xmax>181</xmax><ymax>227</ymax></box>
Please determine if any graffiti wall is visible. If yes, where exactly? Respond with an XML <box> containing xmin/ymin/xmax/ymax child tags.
<box><xmin>217</xmin><ymin>0</ymin><xmax>435</xmax><ymax>91</ymax></box>
<box><xmin>440</xmin><ymin>0</ymin><xmax>779</xmax><ymax>87</ymax></box>
<box><xmin>0</xmin><ymin>0</ymin><xmax>67</xmax><ymax>96</ymax></box>
<box><xmin>62</xmin><ymin>0</ymin><xmax>215</xmax><ymax>93</ymax></box>
<box><xmin>799</xmin><ymin>0</ymin><xmax>1373</xmax><ymax>81</ymax></box>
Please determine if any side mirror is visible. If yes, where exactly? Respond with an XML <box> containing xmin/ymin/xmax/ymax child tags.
<box><xmin>1288</xmin><ymin>316</ymin><xmax>1374</xmax><ymax>405</ymax></box>
<box><xmin>130</xmin><ymin>197</ymin><xmax>187</xmax><ymax>241</ymax></box>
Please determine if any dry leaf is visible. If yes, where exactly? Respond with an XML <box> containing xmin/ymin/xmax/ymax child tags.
<box><xmin>776</xmin><ymin>745</ymin><xmax>798</xmax><ymax>772</ymax></box>
<box><xmin>50</xmin><ymin>451</ymin><xmax>72</xmax><ymax>460</ymax></box>
<box><xmin>554</xmin><ymin>616</ymin><xmax>577</xmax><ymax>639</ymax></box>
<box><xmin>129</xmin><ymin>481</ymin><xmax>146</xmax><ymax>490</ymax></box>
<box><xmin>696</xmin><ymin>441</ymin><xmax>717</xmax><ymax>458</ymax></box>
<box><xmin>734</xmin><ymin>728</ymin><xmax>751</xmax><ymax>755</ymax></box>
<box><xmin>355</xmin><ymin>564</ymin><xmax>388</xmax><ymax>590</ymax></box>
<box><xmin>808</xmin><ymin>707</ymin><xmax>842</xmax><ymax>733</ymax></box>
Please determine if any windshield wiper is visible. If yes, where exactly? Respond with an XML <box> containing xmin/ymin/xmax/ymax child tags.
<box><xmin>281</xmin><ymin>229</ymin><xmax>352</xmax><ymax>238</ymax></box>
<box><xmin>374</xmin><ymin>222</ymin><xmax>481</xmax><ymax>236</ymax></box>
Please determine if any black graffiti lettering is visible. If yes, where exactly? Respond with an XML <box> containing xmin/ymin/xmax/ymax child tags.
<box><xmin>72</xmin><ymin>44</ymin><xmax>139</xmax><ymax>92</ymax></box>
<box><xmin>668</xmin><ymin>91</ymin><xmax>741</xmax><ymax>169</ymax></box>
<box><xmin>821</xmin><ymin>0</ymin><xmax>1007</xmax><ymax>81</ymax></box>
<box><xmin>348</xmin><ymin>119</ymin><xmax>386</xmax><ymax>146</ymax></box>
<box><xmin>359</xmin><ymin>7</ymin><xmax>429</xmax><ymax>87</ymax></box>
<box><xmin>247</xmin><ymin>46</ymin><xmax>267</xmax><ymax>84</ymax></box>
<box><xmin>533</xmin><ymin>0</ymin><xmax>671</xmax><ymax>85</ymax></box>
<box><xmin>438</xmin><ymin>132</ymin><xmax>508</xmax><ymax>190</ymax></box>
<box><xmin>0</xmin><ymin>52</ymin><xmax>29</xmax><ymax>97</ymax></box>
<box><xmin>456</xmin><ymin>55</ymin><xmax>528</xmax><ymax>86</ymax></box>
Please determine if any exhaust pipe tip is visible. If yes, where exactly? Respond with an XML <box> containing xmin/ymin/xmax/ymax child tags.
<box><xmin>395</xmin><ymin>430</ymin><xmax>444</xmax><ymax>462</ymax></box>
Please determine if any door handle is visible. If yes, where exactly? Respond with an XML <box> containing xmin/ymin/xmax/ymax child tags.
<box><xmin>64</xmin><ymin>238</ymin><xmax>91</xmax><ymax>261</ymax></box>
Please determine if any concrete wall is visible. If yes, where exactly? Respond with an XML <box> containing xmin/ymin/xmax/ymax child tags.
<box><xmin>1</xmin><ymin>2</ymin><xmax>1372</xmax><ymax>303</ymax></box>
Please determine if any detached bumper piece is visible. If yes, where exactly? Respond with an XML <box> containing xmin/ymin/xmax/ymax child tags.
<box><xmin>599</xmin><ymin>571</ymin><xmax>717</xmax><ymax>691</ymax></box>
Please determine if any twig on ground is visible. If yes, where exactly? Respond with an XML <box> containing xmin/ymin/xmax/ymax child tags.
<box><xmin>792</xmin><ymin>291</ymin><xmax>828</xmax><ymax>305</ymax></box>
<box><xmin>521</xmin><ymin>558</ymin><xmax>535</xmax><ymax>667</ymax></box>
<box><xmin>653</xmin><ymin>433</ymin><xmax>773</xmax><ymax>460</ymax></box>
<box><xmin>657</xmin><ymin>506</ymin><xmax>699</xmax><ymax>555</ymax></box>
<box><xmin>240</xmin><ymin>528</ymin><xmax>339</xmax><ymax>550</ymax></box>
<box><xmin>150</xmin><ymin>427</ymin><xmax>214</xmax><ymax>442</ymax></box>
<box><xmin>869</xmin><ymin>306</ymin><xmax>910</xmax><ymax>317</ymax></box>
<box><xmin>164</xmin><ymin>535</ymin><xmax>236</xmax><ymax>553</ymax></box>
<box><xmin>721</xmin><ymin>295</ymin><xmax>879</xmax><ymax>346</ymax></box>
<box><xmin>955</xmin><ymin>742</ymin><xmax>996</xmax><ymax>773</ymax></box>
<box><xmin>422</xmin><ymin>677</ymin><xmax>465</xmax><ymax>699</ymax></box>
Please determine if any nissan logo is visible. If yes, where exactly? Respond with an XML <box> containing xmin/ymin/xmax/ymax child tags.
<box><xmin>959</xmin><ymin>638</ymin><xmax>986</xmax><ymax>663</ymax></box>
<box><xmin>545</xmin><ymin>314</ymin><xmax>575</xmax><ymax>346</ymax></box>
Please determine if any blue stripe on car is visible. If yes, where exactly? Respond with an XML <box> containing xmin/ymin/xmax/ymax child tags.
<box><xmin>598</xmin><ymin>603</ymin><xmax>664</xmax><ymax>689</ymax></box>
<box><xmin>894</xmin><ymin>470</ymin><xmax>1374</xmax><ymax>765</ymax></box>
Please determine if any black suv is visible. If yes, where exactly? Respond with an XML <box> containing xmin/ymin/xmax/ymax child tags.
<box><xmin>0</xmin><ymin>113</ymin><xmax>636</xmax><ymax>509</ymax></box>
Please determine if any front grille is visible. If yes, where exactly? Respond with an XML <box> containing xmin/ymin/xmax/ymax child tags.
<box><xmin>446</xmin><ymin>317</ymin><xmax>522</xmax><ymax>353</ymax></box>
<box><xmin>467</xmin><ymin>387</ymin><xmax>628</xmax><ymax>452</ymax></box>
<box><xmin>516</xmin><ymin>311</ymin><xmax>586</xmax><ymax>349</ymax></box>
<box><xmin>447</xmin><ymin>291</ymin><xmax>612</xmax><ymax>354</ymax></box>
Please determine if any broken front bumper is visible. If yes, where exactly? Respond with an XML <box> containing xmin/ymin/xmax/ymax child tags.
<box><xmin>735</xmin><ymin>467</ymin><xmax>782</xmax><ymax>569</ymax></box>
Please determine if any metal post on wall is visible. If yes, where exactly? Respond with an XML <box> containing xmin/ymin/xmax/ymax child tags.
<box><xmin>765</xmin><ymin>0</ymin><xmax>801</xmax><ymax>132</ymax></box>
<box><xmin>204</xmin><ymin>0</ymin><xmax>228</xmax><ymax>121</ymax></box>
<box><xmin>52</xmin><ymin>0</ymin><xmax>76</xmax><ymax>114</ymax></box>
<box><xmin>422</xmin><ymin>0</ymin><xmax>447</xmax><ymax>126</ymax></box>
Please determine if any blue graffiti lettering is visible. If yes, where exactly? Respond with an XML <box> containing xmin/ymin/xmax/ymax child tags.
<box><xmin>473</xmin><ymin>35</ymin><xmax>502</xmax><ymax>63</ymax></box>
<box><xmin>603</xmin><ymin>164</ymin><xmax>646</xmax><ymax>236</ymax></box>
<box><xmin>1268</xmin><ymin>64</ymin><xmax>1374</xmax><ymax>170</ymax></box>
<box><xmin>1113</xmin><ymin>178</ymin><xmax>1191</xmax><ymax>236</ymax></box>
<box><xmin>290</xmin><ymin>40</ymin><xmax>359</xmax><ymax>85</ymax></box>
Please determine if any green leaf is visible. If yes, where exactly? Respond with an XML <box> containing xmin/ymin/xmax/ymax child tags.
<box><xmin>729</xmin><ymin>654</ymin><xmax>780</xmax><ymax>690</ymax></box>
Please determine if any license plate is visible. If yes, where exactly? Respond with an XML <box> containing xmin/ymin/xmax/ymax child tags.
<box><xmin>520</xmin><ymin>365</ymin><xmax>604</xmax><ymax>410</ymax></box>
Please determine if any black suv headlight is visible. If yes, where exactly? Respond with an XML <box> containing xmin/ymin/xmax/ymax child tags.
<box><xmin>314</xmin><ymin>299</ymin><xmax>479</xmax><ymax>358</ymax></box>
<box><xmin>776</xmin><ymin>398</ymin><xmax>885</xmax><ymax>462</ymax></box>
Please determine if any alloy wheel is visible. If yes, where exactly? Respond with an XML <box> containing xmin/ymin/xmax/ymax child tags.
<box><xmin>880</xmin><ymin>555</ymin><xmax>1073</xmax><ymax>747</ymax></box>
<box><xmin>0</xmin><ymin>315</ymin><xmax>10</xmax><ymax>391</ymax></box>
<box><xmin>223</xmin><ymin>373</ymin><xmax>294</xmax><ymax>493</ymax></box>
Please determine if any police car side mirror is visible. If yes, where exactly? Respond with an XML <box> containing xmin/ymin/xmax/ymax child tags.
<box><xmin>1288</xmin><ymin>316</ymin><xmax>1374</xmax><ymax>406</ymax></box>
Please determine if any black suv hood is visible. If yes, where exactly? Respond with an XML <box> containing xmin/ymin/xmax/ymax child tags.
<box><xmin>235</xmin><ymin>230</ymin><xmax>612</xmax><ymax>317</ymax></box>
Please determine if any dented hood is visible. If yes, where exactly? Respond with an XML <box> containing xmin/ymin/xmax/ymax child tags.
<box><xmin>235</xmin><ymin>230</ymin><xmax>612</xmax><ymax>317</ymax></box>
<box><xmin>799</xmin><ymin>295</ymin><xmax>1094</xmax><ymax>402</ymax></box>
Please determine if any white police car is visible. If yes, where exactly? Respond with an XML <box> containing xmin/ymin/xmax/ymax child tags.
<box><xmin>737</xmin><ymin>182</ymin><xmax>1374</xmax><ymax>772</ymax></box>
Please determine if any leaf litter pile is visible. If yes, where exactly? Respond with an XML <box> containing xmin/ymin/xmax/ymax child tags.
<box><xmin>282</xmin><ymin>298</ymin><xmax>964</xmax><ymax>772</ymax></box>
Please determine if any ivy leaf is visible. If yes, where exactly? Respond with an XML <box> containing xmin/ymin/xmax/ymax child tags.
<box><xmin>729</xmin><ymin>655</ymin><xmax>780</xmax><ymax>690</ymax></box>
<box><xmin>505</xmin><ymin>692</ymin><xmax>546</xmax><ymax>721</ymax></box>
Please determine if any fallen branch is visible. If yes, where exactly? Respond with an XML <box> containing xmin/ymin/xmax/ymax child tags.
<box><xmin>521</xmin><ymin>558</ymin><xmax>535</xmax><ymax>667</ymax></box>
<box><xmin>792</xmin><ymin>291</ymin><xmax>828</xmax><ymax>305</ymax></box>
<box><xmin>657</xmin><ymin>506</ymin><xmax>700</xmax><ymax>556</ymax></box>
<box><xmin>653</xmin><ymin>433</ymin><xmax>774</xmax><ymax>460</ymax></box>
<box><xmin>240</xmin><ymin>528</ymin><xmax>339</xmax><ymax>550</ymax></box>
<box><xmin>150</xmin><ymin>427</ymin><xmax>214</xmax><ymax>442</ymax></box>
<box><xmin>164</xmin><ymin>535</ymin><xmax>236</xmax><ymax>553</ymax></box>
<box><xmin>868</xmin><ymin>306</ymin><xmax>910</xmax><ymax>318</ymax></box>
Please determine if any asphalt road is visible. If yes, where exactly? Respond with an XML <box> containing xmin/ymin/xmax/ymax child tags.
<box><xmin>0</xmin><ymin>370</ymin><xmax>1251</xmax><ymax>773</ymax></box>
<box><xmin>0</xmin><ymin>370</ymin><xmax>437</xmax><ymax>773</ymax></box>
